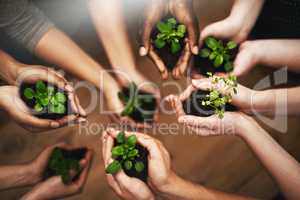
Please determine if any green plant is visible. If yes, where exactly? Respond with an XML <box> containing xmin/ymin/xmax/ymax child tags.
<box><xmin>200</xmin><ymin>72</ymin><xmax>238</xmax><ymax>118</ymax></box>
<box><xmin>106</xmin><ymin>132</ymin><xmax>145</xmax><ymax>175</ymax></box>
<box><xmin>47</xmin><ymin>148</ymin><xmax>81</xmax><ymax>184</ymax></box>
<box><xmin>199</xmin><ymin>37</ymin><xmax>238</xmax><ymax>72</ymax></box>
<box><xmin>154</xmin><ymin>17</ymin><xmax>186</xmax><ymax>54</ymax></box>
<box><xmin>23</xmin><ymin>81</ymin><xmax>67</xmax><ymax>114</ymax></box>
<box><xmin>118</xmin><ymin>82</ymin><xmax>155</xmax><ymax>121</ymax></box>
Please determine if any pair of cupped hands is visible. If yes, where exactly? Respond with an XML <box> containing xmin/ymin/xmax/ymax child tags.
<box><xmin>0</xmin><ymin>64</ymin><xmax>86</xmax><ymax>132</ymax></box>
<box><xmin>140</xmin><ymin>0</ymin><xmax>260</xmax><ymax>79</ymax></box>
<box><xmin>18</xmin><ymin>143</ymin><xmax>93</xmax><ymax>200</ymax></box>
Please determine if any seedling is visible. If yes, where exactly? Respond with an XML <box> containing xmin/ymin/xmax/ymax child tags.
<box><xmin>118</xmin><ymin>82</ymin><xmax>156</xmax><ymax>122</ymax></box>
<box><xmin>45</xmin><ymin>148</ymin><xmax>84</xmax><ymax>184</ymax></box>
<box><xmin>200</xmin><ymin>73</ymin><xmax>237</xmax><ymax>118</ymax></box>
<box><xmin>199</xmin><ymin>37</ymin><xmax>238</xmax><ymax>72</ymax></box>
<box><xmin>153</xmin><ymin>17</ymin><xmax>186</xmax><ymax>54</ymax></box>
<box><xmin>106</xmin><ymin>132</ymin><xmax>148</xmax><ymax>181</ymax></box>
<box><xmin>23</xmin><ymin>80</ymin><xmax>67</xmax><ymax>114</ymax></box>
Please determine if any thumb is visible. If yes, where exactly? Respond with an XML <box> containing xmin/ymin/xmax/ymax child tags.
<box><xmin>232</xmin><ymin>50</ymin><xmax>255</xmax><ymax>76</ymax></box>
<box><xmin>191</xmin><ymin>78</ymin><xmax>212</xmax><ymax>91</ymax></box>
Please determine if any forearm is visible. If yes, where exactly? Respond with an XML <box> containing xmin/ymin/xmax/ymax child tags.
<box><xmin>0</xmin><ymin>164</ymin><xmax>35</xmax><ymax>190</ymax></box>
<box><xmin>251</xmin><ymin>87</ymin><xmax>300</xmax><ymax>116</ymax></box>
<box><xmin>88</xmin><ymin>0</ymin><xmax>136</xmax><ymax>70</ymax></box>
<box><xmin>158</xmin><ymin>172</ymin><xmax>254</xmax><ymax>200</ymax></box>
<box><xmin>253</xmin><ymin>40</ymin><xmax>300</xmax><ymax>72</ymax></box>
<box><xmin>239</xmin><ymin>120</ymin><xmax>300</xmax><ymax>200</ymax></box>
<box><xmin>34</xmin><ymin>27</ymin><xmax>114</xmax><ymax>92</ymax></box>
<box><xmin>0</xmin><ymin>50</ymin><xmax>21</xmax><ymax>85</ymax></box>
<box><xmin>229</xmin><ymin>0</ymin><xmax>265</xmax><ymax>36</ymax></box>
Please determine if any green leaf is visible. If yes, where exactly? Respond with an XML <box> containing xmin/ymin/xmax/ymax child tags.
<box><xmin>40</xmin><ymin>97</ymin><xmax>49</xmax><ymax>106</ymax></box>
<box><xmin>214</xmin><ymin>55</ymin><xmax>224</xmax><ymax>67</ymax></box>
<box><xmin>205</xmin><ymin>37</ymin><xmax>218</xmax><ymax>50</ymax></box>
<box><xmin>24</xmin><ymin>88</ymin><xmax>35</xmax><ymax>99</ymax></box>
<box><xmin>128</xmin><ymin>149</ymin><xmax>139</xmax><ymax>158</ymax></box>
<box><xmin>227</xmin><ymin>41</ymin><xmax>237</xmax><ymax>49</ymax></box>
<box><xmin>112</xmin><ymin>146</ymin><xmax>125</xmax><ymax>157</ymax></box>
<box><xmin>34</xmin><ymin>103</ymin><xmax>43</xmax><ymax>112</ymax></box>
<box><xmin>156</xmin><ymin>22</ymin><xmax>172</xmax><ymax>33</ymax></box>
<box><xmin>55</xmin><ymin>92</ymin><xmax>67</xmax><ymax>103</ymax></box>
<box><xmin>127</xmin><ymin>135</ymin><xmax>137</xmax><ymax>147</ymax></box>
<box><xmin>167</xmin><ymin>18</ymin><xmax>177</xmax><ymax>26</ymax></box>
<box><xmin>124</xmin><ymin>160</ymin><xmax>133</xmax><ymax>170</ymax></box>
<box><xmin>47</xmin><ymin>86</ymin><xmax>55</xmax><ymax>96</ymax></box>
<box><xmin>177</xmin><ymin>24</ymin><xmax>186</xmax><ymax>35</ymax></box>
<box><xmin>105</xmin><ymin>160</ymin><xmax>121</xmax><ymax>174</ymax></box>
<box><xmin>49</xmin><ymin>103</ymin><xmax>66</xmax><ymax>114</ymax></box>
<box><xmin>199</xmin><ymin>48</ymin><xmax>211</xmax><ymax>58</ymax></box>
<box><xmin>209</xmin><ymin>52</ymin><xmax>217</xmax><ymax>60</ymax></box>
<box><xmin>36</xmin><ymin>81</ymin><xmax>46</xmax><ymax>93</ymax></box>
<box><xmin>62</xmin><ymin>172</ymin><xmax>72</xmax><ymax>184</ymax></box>
<box><xmin>209</xmin><ymin>90</ymin><xmax>220</xmax><ymax>101</ymax></box>
<box><xmin>118</xmin><ymin>92</ymin><xmax>129</xmax><ymax>103</ymax></box>
<box><xmin>224</xmin><ymin>62</ymin><xmax>234</xmax><ymax>72</ymax></box>
<box><xmin>116</xmin><ymin>132</ymin><xmax>126</xmax><ymax>144</ymax></box>
<box><xmin>171</xmin><ymin>40</ymin><xmax>181</xmax><ymax>54</ymax></box>
<box><xmin>134</xmin><ymin>161</ymin><xmax>145</xmax><ymax>173</ymax></box>
<box><xmin>154</xmin><ymin>38</ymin><xmax>166</xmax><ymax>49</ymax></box>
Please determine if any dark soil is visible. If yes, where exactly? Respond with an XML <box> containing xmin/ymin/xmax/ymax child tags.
<box><xmin>194</xmin><ymin>39</ymin><xmax>238</xmax><ymax>76</ymax></box>
<box><xmin>44</xmin><ymin>148</ymin><xmax>87</xmax><ymax>182</ymax></box>
<box><xmin>151</xmin><ymin>15</ymin><xmax>187</xmax><ymax>70</ymax></box>
<box><xmin>19</xmin><ymin>82</ymin><xmax>72</xmax><ymax>120</ymax></box>
<box><xmin>183</xmin><ymin>90</ymin><xmax>236</xmax><ymax>117</ymax></box>
<box><xmin>115</xmin><ymin>142</ymin><xmax>148</xmax><ymax>182</ymax></box>
<box><xmin>122</xmin><ymin>87</ymin><xmax>157</xmax><ymax>123</ymax></box>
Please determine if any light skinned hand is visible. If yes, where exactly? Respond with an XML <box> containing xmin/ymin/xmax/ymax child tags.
<box><xmin>166</xmin><ymin>77</ymin><xmax>260</xmax><ymax>136</ymax></box>
<box><xmin>139</xmin><ymin>0</ymin><xmax>198</xmax><ymax>80</ymax></box>
<box><xmin>21</xmin><ymin>144</ymin><xmax>93</xmax><ymax>200</ymax></box>
<box><xmin>102</xmin><ymin>129</ymin><xmax>155</xmax><ymax>200</ymax></box>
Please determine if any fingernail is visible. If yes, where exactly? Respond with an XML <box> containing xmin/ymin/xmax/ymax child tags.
<box><xmin>50</xmin><ymin>122</ymin><xmax>60</xmax><ymax>128</ymax></box>
<box><xmin>139</xmin><ymin>47</ymin><xmax>147</xmax><ymax>56</ymax></box>
<box><xmin>65</xmin><ymin>84</ymin><xmax>73</xmax><ymax>92</ymax></box>
<box><xmin>192</xmin><ymin>46</ymin><xmax>199</xmax><ymax>55</ymax></box>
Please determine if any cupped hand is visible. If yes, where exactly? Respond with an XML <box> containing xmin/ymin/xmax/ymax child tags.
<box><xmin>106</xmin><ymin>73</ymin><xmax>160</xmax><ymax>129</ymax></box>
<box><xmin>102</xmin><ymin>129</ymin><xmax>155</xmax><ymax>200</ymax></box>
<box><xmin>21</xmin><ymin>146</ymin><xmax>93</xmax><ymax>200</ymax></box>
<box><xmin>139</xmin><ymin>0</ymin><xmax>198</xmax><ymax>80</ymax></box>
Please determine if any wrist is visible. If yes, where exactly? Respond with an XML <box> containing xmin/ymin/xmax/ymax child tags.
<box><xmin>236</xmin><ymin>114</ymin><xmax>261</xmax><ymax>139</ymax></box>
<box><xmin>154</xmin><ymin>171</ymin><xmax>185</xmax><ymax>197</ymax></box>
<box><xmin>21</xmin><ymin>189</ymin><xmax>44</xmax><ymax>200</ymax></box>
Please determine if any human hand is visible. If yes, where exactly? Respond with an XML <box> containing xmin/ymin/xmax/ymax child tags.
<box><xmin>21</xmin><ymin>144</ymin><xmax>93</xmax><ymax>200</ymax></box>
<box><xmin>139</xmin><ymin>0</ymin><xmax>198</xmax><ymax>80</ymax></box>
<box><xmin>106</xmin><ymin>75</ymin><xmax>160</xmax><ymax>129</ymax></box>
<box><xmin>199</xmin><ymin>0</ymin><xmax>265</xmax><ymax>45</ymax></box>
<box><xmin>102</xmin><ymin>129</ymin><xmax>155</xmax><ymax>200</ymax></box>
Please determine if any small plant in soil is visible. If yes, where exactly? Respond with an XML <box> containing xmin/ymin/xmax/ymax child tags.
<box><xmin>195</xmin><ymin>37</ymin><xmax>238</xmax><ymax>75</ymax></box>
<box><xmin>183</xmin><ymin>73</ymin><xmax>238</xmax><ymax>118</ymax></box>
<box><xmin>118</xmin><ymin>82</ymin><xmax>156</xmax><ymax>123</ymax></box>
<box><xmin>106</xmin><ymin>131</ymin><xmax>148</xmax><ymax>182</ymax></box>
<box><xmin>20</xmin><ymin>80</ymin><xmax>70</xmax><ymax>119</ymax></box>
<box><xmin>44</xmin><ymin>147</ymin><xmax>87</xmax><ymax>184</ymax></box>
<box><xmin>151</xmin><ymin>17</ymin><xmax>187</xmax><ymax>69</ymax></box>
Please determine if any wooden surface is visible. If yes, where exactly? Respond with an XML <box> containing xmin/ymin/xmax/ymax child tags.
<box><xmin>0</xmin><ymin>1</ymin><xmax>300</xmax><ymax>199</ymax></box>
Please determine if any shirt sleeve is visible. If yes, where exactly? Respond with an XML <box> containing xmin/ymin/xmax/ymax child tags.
<box><xmin>0</xmin><ymin>0</ymin><xmax>55</xmax><ymax>52</ymax></box>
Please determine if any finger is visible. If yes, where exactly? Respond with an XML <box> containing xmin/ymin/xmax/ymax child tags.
<box><xmin>106</xmin><ymin>175</ymin><xmax>123</xmax><ymax>196</ymax></box>
<box><xmin>56</xmin><ymin>114</ymin><xmax>78</xmax><ymax>127</ymax></box>
<box><xmin>171</xmin><ymin>95</ymin><xmax>186</xmax><ymax>118</ymax></box>
<box><xmin>232</xmin><ymin>49</ymin><xmax>255</xmax><ymax>77</ymax></box>
<box><xmin>191</xmin><ymin>79</ymin><xmax>212</xmax><ymax>91</ymax></box>
<box><xmin>149</xmin><ymin>45</ymin><xmax>168</xmax><ymax>80</ymax></box>
<box><xmin>103</xmin><ymin>136</ymin><xmax>114</xmax><ymax>167</ymax></box>
<box><xmin>74</xmin><ymin>95</ymin><xmax>87</xmax><ymax>117</ymax></box>
<box><xmin>184</xmin><ymin>16</ymin><xmax>199</xmax><ymax>54</ymax></box>
<box><xmin>73</xmin><ymin>150</ymin><xmax>93</xmax><ymax>190</ymax></box>
<box><xmin>172</xmin><ymin>41</ymin><xmax>192</xmax><ymax>79</ymax></box>
<box><xmin>68</xmin><ymin>92</ymin><xmax>79</xmax><ymax>115</ymax></box>
<box><xmin>179</xmin><ymin>84</ymin><xmax>197</xmax><ymax>101</ymax></box>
